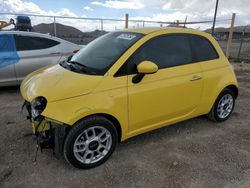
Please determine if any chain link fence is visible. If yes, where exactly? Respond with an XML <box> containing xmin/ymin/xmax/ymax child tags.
<box><xmin>1</xmin><ymin>12</ymin><xmax>249</xmax><ymax>62</ymax></box>
<box><xmin>213</xmin><ymin>25</ymin><xmax>250</xmax><ymax>62</ymax></box>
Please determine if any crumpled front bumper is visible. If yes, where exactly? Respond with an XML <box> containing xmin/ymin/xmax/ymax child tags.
<box><xmin>22</xmin><ymin>101</ymin><xmax>50</xmax><ymax>133</ymax></box>
<box><xmin>23</xmin><ymin>101</ymin><xmax>68</xmax><ymax>159</ymax></box>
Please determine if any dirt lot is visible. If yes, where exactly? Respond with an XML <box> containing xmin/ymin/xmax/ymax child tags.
<box><xmin>0</xmin><ymin>63</ymin><xmax>250</xmax><ymax>188</ymax></box>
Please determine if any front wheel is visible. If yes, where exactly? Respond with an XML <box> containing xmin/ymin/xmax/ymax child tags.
<box><xmin>208</xmin><ymin>88</ymin><xmax>235</xmax><ymax>122</ymax></box>
<box><xmin>63</xmin><ymin>116</ymin><xmax>118</xmax><ymax>169</ymax></box>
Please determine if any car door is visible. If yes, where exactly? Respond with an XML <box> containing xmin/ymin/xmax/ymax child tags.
<box><xmin>126</xmin><ymin>34</ymin><xmax>203</xmax><ymax>133</ymax></box>
<box><xmin>0</xmin><ymin>34</ymin><xmax>19</xmax><ymax>86</ymax></box>
<box><xmin>13</xmin><ymin>34</ymin><xmax>62</xmax><ymax>82</ymax></box>
<box><xmin>189</xmin><ymin>34</ymin><xmax>222</xmax><ymax>113</ymax></box>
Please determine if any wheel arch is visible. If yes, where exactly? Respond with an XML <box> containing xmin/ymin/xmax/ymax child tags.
<box><xmin>73</xmin><ymin>113</ymin><xmax>122</xmax><ymax>142</ymax></box>
<box><xmin>206</xmin><ymin>84</ymin><xmax>238</xmax><ymax>115</ymax></box>
<box><xmin>207</xmin><ymin>84</ymin><xmax>237</xmax><ymax>122</ymax></box>
<box><xmin>225</xmin><ymin>84</ymin><xmax>238</xmax><ymax>98</ymax></box>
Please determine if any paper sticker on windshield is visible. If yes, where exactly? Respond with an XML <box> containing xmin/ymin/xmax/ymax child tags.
<box><xmin>117</xmin><ymin>33</ymin><xmax>136</xmax><ymax>40</ymax></box>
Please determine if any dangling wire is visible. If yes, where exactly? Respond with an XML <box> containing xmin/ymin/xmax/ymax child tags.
<box><xmin>33</xmin><ymin>139</ymin><xmax>39</xmax><ymax>165</ymax></box>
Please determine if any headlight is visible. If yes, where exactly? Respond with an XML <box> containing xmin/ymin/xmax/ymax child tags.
<box><xmin>31</xmin><ymin>97</ymin><xmax>47</xmax><ymax>120</ymax></box>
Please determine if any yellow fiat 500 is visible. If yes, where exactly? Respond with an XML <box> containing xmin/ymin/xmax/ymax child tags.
<box><xmin>21</xmin><ymin>28</ymin><xmax>238</xmax><ymax>169</ymax></box>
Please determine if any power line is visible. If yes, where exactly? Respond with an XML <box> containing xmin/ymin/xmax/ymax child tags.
<box><xmin>0</xmin><ymin>12</ymin><xmax>230</xmax><ymax>25</ymax></box>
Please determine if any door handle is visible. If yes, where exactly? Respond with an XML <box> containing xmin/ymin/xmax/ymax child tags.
<box><xmin>50</xmin><ymin>52</ymin><xmax>60</xmax><ymax>55</ymax></box>
<box><xmin>190</xmin><ymin>75</ymin><xmax>202</xmax><ymax>81</ymax></box>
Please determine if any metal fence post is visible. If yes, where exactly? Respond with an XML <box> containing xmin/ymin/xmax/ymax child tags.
<box><xmin>101</xmin><ymin>19</ymin><xmax>103</xmax><ymax>31</ymax></box>
<box><xmin>226</xmin><ymin>13</ymin><xmax>236</xmax><ymax>58</ymax></box>
<box><xmin>125</xmin><ymin>14</ymin><xmax>129</xmax><ymax>29</ymax></box>
<box><xmin>237</xmin><ymin>25</ymin><xmax>249</xmax><ymax>58</ymax></box>
<box><xmin>237</xmin><ymin>28</ymin><xmax>245</xmax><ymax>59</ymax></box>
<box><xmin>54</xmin><ymin>16</ymin><xmax>57</xmax><ymax>37</ymax></box>
<box><xmin>176</xmin><ymin>20</ymin><xmax>180</xmax><ymax>27</ymax></box>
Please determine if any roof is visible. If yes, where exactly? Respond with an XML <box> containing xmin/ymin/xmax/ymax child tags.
<box><xmin>123</xmin><ymin>27</ymin><xmax>206</xmax><ymax>35</ymax></box>
<box><xmin>0</xmin><ymin>27</ymin><xmax>211</xmax><ymax>39</ymax></box>
<box><xmin>0</xmin><ymin>30</ymin><xmax>77</xmax><ymax>44</ymax></box>
<box><xmin>0</xmin><ymin>30</ymin><xmax>69</xmax><ymax>43</ymax></box>
<box><xmin>0</xmin><ymin>30</ymin><xmax>52</xmax><ymax>37</ymax></box>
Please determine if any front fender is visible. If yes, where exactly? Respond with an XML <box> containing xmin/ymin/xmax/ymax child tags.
<box><xmin>41</xmin><ymin>88</ymin><xmax>128</xmax><ymax>140</ymax></box>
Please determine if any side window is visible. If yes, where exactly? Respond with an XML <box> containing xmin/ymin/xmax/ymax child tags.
<box><xmin>0</xmin><ymin>35</ymin><xmax>15</xmax><ymax>52</ymax></box>
<box><xmin>14</xmin><ymin>35</ymin><xmax>60</xmax><ymax>51</ymax></box>
<box><xmin>190</xmin><ymin>35</ymin><xmax>219</xmax><ymax>62</ymax></box>
<box><xmin>118</xmin><ymin>34</ymin><xmax>192</xmax><ymax>75</ymax></box>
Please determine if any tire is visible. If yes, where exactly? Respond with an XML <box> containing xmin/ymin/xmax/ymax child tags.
<box><xmin>63</xmin><ymin>115</ymin><xmax>118</xmax><ymax>169</ymax></box>
<box><xmin>208</xmin><ymin>88</ymin><xmax>235</xmax><ymax>122</ymax></box>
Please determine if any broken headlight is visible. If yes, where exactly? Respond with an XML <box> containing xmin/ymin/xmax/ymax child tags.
<box><xmin>31</xmin><ymin>97</ymin><xmax>47</xmax><ymax>120</ymax></box>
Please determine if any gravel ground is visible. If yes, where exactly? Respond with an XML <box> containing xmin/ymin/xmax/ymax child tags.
<box><xmin>0</xmin><ymin>63</ymin><xmax>250</xmax><ymax>188</ymax></box>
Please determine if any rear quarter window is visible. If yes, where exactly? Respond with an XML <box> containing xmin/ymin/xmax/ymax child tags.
<box><xmin>14</xmin><ymin>35</ymin><xmax>60</xmax><ymax>51</ymax></box>
<box><xmin>190</xmin><ymin>35</ymin><xmax>219</xmax><ymax>62</ymax></box>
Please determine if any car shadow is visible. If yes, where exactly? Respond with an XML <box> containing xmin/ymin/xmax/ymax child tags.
<box><xmin>0</xmin><ymin>86</ymin><xmax>20</xmax><ymax>93</ymax></box>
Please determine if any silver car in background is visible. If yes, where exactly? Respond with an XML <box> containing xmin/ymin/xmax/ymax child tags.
<box><xmin>0</xmin><ymin>31</ymin><xmax>80</xmax><ymax>86</ymax></box>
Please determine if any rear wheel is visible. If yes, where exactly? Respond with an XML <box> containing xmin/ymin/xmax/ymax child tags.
<box><xmin>208</xmin><ymin>88</ymin><xmax>235</xmax><ymax>122</ymax></box>
<box><xmin>63</xmin><ymin>116</ymin><xmax>117</xmax><ymax>169</ymax></box>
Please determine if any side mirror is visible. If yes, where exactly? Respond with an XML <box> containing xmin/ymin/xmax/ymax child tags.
<box><xmin>137</xmin><ymin>61</ymin><xmax>158</xmax><ymax>74</ymax></box>
<box><xmin>133</xmin><ymin>61</ymin><xmax>158</xmax><ymax>84</ymax></box>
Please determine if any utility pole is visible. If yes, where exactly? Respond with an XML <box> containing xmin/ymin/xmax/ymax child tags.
<box><xmin>211</xmin><ymin>0</ymin><xmax>219</xmax><ymax>35</ymax></box>
<box><xmin>183</xmin><ymin>16</ymin><xmax>188</xmax><ymax>28</ymax></box>
<box><xmin>125</xmin><ymin>14</ymin><xmax>129</xmax><ymax>29</ymax></box>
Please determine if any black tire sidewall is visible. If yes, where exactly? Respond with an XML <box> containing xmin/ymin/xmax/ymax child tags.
<box><xmin>64</xmin><ymin>116</ymin><xmax>118</xmax><ymax>169</ymax></box>
<box><xmin>213</xmin><ymin>89</ymin><xmax>235</xmax><ymax>122</ymax></box>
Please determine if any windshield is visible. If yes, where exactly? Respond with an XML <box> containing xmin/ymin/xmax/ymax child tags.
<box><xmin>69</xmin><ymin>32</ymin><xmax>144</xmax><ymax>75</ymax></box>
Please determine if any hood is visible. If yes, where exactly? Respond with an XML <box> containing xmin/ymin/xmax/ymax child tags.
<box><xmin>20</xmin><ymin>64</ymin><xmax>103</xmax><ymax>102</ymax></box>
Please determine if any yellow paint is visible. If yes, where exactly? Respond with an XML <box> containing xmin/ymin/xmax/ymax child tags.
<box><xmin>137</xmin><ymin>61</ymin><xmax>158</xmax><ymax>74</ymax></box>
<box><xmin>20</xmin><ymin>28</ymin><xmax>238</xmax><ymax>141</ymax></box>
<box><xmin>32</xmin><ymin>119</ymin><xmax>48</xmax><ymax>133</ymax></box>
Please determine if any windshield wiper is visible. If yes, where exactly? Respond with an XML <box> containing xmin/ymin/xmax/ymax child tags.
<box><xmin>68</xmin><ymin>61</ymin><xmax>99</xmax><ymax>75</ymax></box>
<box><xmin>60</xmin><ymin>59</ymin><xmax>98</xmax><ymax>75</ymax></box>
<box><xmin>68</xmin><ymin>61</ymin><xmax>86</xmax><ymax>67</ymax></box>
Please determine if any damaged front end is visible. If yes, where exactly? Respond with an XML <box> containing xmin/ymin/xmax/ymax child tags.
<box><xmin>23</xmin><ymin>100</ymin><xmax>68</xmax><ymax>159</ymax></box>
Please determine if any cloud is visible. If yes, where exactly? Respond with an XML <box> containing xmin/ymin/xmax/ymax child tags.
<box><xmin>84</xmin><ymin>6</ymin><xmax>94</xmax><ymax>12</ymax></box>
<box><xmin>126</xmin><ymin>0</ymin><xmax>249</xmax><ymax>29</ymax></box>
<box><xmin>1</xmin><ymin>0</ymin><xmax>43</xmax><ymax>14</ymax></box>
<box><xmin>0</xmin><ymin>0</ymin><xmax>95</xmax><ymax>31</ymax></box>
<box><xmin>159</xmin><ymin>0</ymin><xmax>249</xmax><ymax>25</ymax></box>
<box><xmin>0</xmin><ymin>0</ymin><xmax>77</xmax><ymax>17</ymax></box>
<box><xmin>0</xmin><ymin>0</ymin><xmax>248</xmax><ymax>32</ymax></box>
<box><xmin>0</xmin><ymin>0</ymin><xmax>124</xmax><ymax>31</ymax></box>
<box><xmin>91</xmin><ymin>0</ymin><xmax>144</xmax><ymax>9</ymax></box>
<box><xmin>119</xmin><ymin>0</ymin><xmax>249</xmax><ymax>26</ymax></box>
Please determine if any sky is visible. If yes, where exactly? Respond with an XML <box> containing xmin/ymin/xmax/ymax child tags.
<box><xmin>0</xmin><ymin>0</ymin><xmax>249</xmax><ymax>31</ymax></box>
